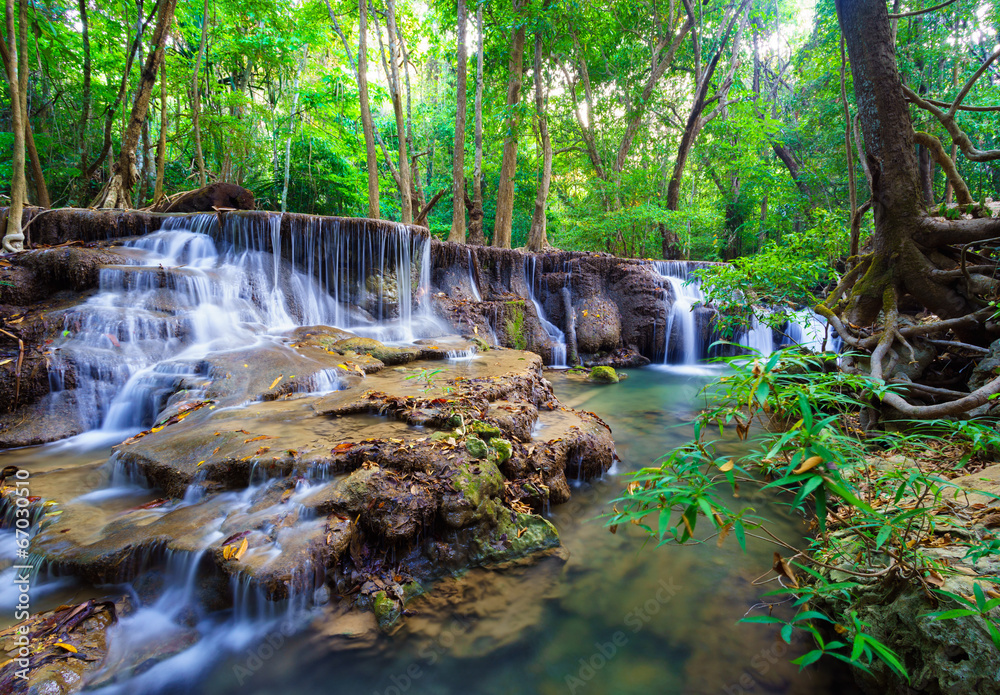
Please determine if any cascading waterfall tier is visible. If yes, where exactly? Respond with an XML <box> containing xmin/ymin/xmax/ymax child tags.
<box><xmin>45</xmin><ymin>213</ymin><xmax>439</xmax><ymax>439</ymax></box>
<box><xmin>524</xmin><ymin>256</ymin><xmax>568</xmax><ymax>367</ymax></box>
<box><xmin>651</xmin><ymin>260</ymin><xmax>838</xmax><ymax>366</ymax></box>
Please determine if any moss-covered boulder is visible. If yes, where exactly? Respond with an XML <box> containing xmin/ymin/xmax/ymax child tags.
<box><xmin>465</xmin><ymin>435</ymin><xmax>489</xmax><ymax>459</ymax></box>
<box><xmin>468</xmin><ymin>419</ymin><xmax>502</xmax><ymax>440</ymax></box>
<box><xmin>492</xmin><ymin>438</ymin><xmax>512</xmax><ymax>464</ymax></box>
<box><xmin>587</xmin><ymin>366</ymin><xmax>619</xmax><ymax>383</ymax></box>
<box><xmin>372</xmin><ymin>590</ymin><xmax>402</xmax><ymax>631</ymax></box>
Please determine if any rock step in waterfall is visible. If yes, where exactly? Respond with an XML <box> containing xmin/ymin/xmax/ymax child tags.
<box><xmin>0</xmin><ymin>212</ymin><xmax>619</xmax><ymax>692</ymax></box>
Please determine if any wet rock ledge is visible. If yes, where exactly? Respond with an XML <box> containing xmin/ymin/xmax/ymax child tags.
<box><xmin>8</xmin><ymin>331</ymin><xmax>613</xmax><ymax>624</ymax></box>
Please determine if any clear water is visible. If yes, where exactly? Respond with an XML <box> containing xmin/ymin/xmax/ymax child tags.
<box><xmin>149</xmin><ymin>369</ymin><xmax>852</xmax><ymax>695</ymax></box>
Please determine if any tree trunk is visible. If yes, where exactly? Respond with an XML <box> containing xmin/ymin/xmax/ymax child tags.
<box><xmin>835</xmin><ymin>0</ymin><xmax>963</xmax><ymax>324</ymax></box>
<box><xmin>192</xmin><ymin>0</ymin><xmax>209</xmax><ymax>187</ymax></box>
<box><xmin>666</xmin><ymin>0</ymin><xmax>747</xmax><ymax>212</ymax></box>
<box><xmin>153</xmin><ymin>57</ymin><xmax>167</xmax><ymax>203</ymax></box>
<box><xmin>1</xmin><ymin>0</ymin><xmax>25</xmax><ymax>251</ymax></box>
<box><xmin>91</xmin><ymin>0</ymin><xmax>178</xmax><ymax>209</ymax></box>
<box><xmin>527</xmin><ymin>33</ymin><xmax>551</xmax><ymax>252</ymax></box>
<box><xmin>280</xmin><ymin>51</ymin><xmax>307</xmax><ymax>213</ymax></box>
<box><xmin>75</xmin><ymin>0</ymin><xmax>91</xmax><ymax>203</ymax></box>
<box><xmin>81</xmin><ymin>3</ymin><xmax>148</xmax><ymax>190</ymax></box>
<box><xmin>384</xmin><ymin>0</ymin><xmax>411</xmax><ymax>223</ymax></box>
<box><xmin>357</xmin><ymin>0</ymin><xmax>379</xmax><ymax>218</ymax></box>
<box><xmin>448</xmin><ymin>0</ymin><xmax>468</xmax><ymax>243</ymax></box>
<box><xmin>25</xmin><ymin>119</ymin><xmax>49</xmax><ymax>207</ymax></box>
<box><xmin>468</xmin><ymin>2</ymin><xmax>486</xmax><ymax>245</ymax></box>
<box><xmin>492</xmin><ymin>0</ymin><xmax>526</xmax><ymax>249</ymax></box>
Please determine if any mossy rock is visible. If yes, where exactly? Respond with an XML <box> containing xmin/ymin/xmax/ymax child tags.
<box><xmin>587</xmin><ymin>366</ymin><xmax>619</xmax><ymax>383</ymax></box>
<box><xmin>468</xmin><ymin>420</ymin><xmax>502</xmax><ymax>440</ymax></box>
<box><xmin>469</xmin><ymin>499</ymin><xmax>560</xmax><ymax>564</ymax></box>
<box><xmin>492</xmin><ymin>438</ymin><xmax>512</xmax><ymax>464</ymax></box>
<box><xmin>465</xmin><ymin>436</ymin><xmax>489</xmax><ymax>459</ymax></box>
<box><xmin>332</xmin><ymin>337</ymin><xmax>416</xmax><ymax>366</ymax></box>
<box><xmin>471</xmin><ymin>337</ymin><xmax>491</xmax><ymax>352</ymax></box>
<box><xmin>453</xmin><ymin>458</ymin><xmax>504</xmax><ymax>507</ymax></box>
<box><xmin>372</xmin><ymin>590</ymin><xmax>402</xmax><ymax>631</ymax></box>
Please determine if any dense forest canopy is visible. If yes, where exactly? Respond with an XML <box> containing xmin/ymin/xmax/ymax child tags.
<box><xmin>0</xmin><ymin>0</ymin><xmax>998</xmax><ymax>259</ymax></box>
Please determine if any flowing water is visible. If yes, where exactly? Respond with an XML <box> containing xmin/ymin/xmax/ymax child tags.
<box><xmin>0</xmin><ymin>220</ymin><xmax>851</xmax><ymax>694</ymax></box>
<box><xmin>1</xmin><ymin>371</ymin><xmax>855</xmax><ymax>695</ymax></box>
<box><xmin>525</xmin><ymin>257</ymin><xmax>568</xmax><ymax>368</ymax></box>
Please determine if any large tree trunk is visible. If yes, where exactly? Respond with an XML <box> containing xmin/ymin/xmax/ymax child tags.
<box><xmin>1</xmin><ymin>0</ymin><xmax>25</xmax><ymax>251</ymax></box>
<box><xmin>467</xmin><ymin>3</ymin><xmax>486</xmax><ymax>245</ymax></box>
<box><xmin>492</xmin><ymin>0</ymin><xmax>526</xmax><ymax>249</ymax></box>
<box><xmin>835</xmin><ymin>0</ymin><xmax>935</xmax><ymax>325</ymax></box>
<box><xmin>448</xmin><ymin>0</ymin><xmax>468</xmax><ymax>243</ymax></box>
<box><xmin>153</xmin><ymin>58</ymin><xmax>167</xmax><ymax>203</ymax></box>
<box><xmin>527</xmin><ymin>33</ymin><xmax>551</xmax><ymax>252</ymax></box>
<box><xmin>192</xmin><ymin>0</ymin><xmax>209</xmax><ymax>187</ymax></box>
<box><xmin>91</xmin><ymin>0</ymin><xmax>177</xmax><ymax>209</ymax></box>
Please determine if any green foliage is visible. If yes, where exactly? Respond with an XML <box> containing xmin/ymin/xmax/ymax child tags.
<box><xmin>692</xmin><ymin>212</ymin><xmax>851</xmax><ymax>334</ymax></box>
<box><xmin>504</xmin><ymin>303</ymin><xmax>527</xmax><ymax>350</ymax></box>
<box><xmin>610</xmin><ymin>348</ymin><xmax>1000</xmax><ymax>679</ymax></box>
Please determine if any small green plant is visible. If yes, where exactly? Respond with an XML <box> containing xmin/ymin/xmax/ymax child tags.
<box><xmin>404</xmin><ymin>368</ymin><xmax>445</xmax><ymax>392</ymax></box>
<box><xmin>609</xmin><ymin>347</ymin><xmax>1000</xmax><ymax>681</ymax></box>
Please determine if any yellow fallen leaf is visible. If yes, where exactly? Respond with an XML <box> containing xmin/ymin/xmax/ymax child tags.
<box><xmin>268</xmin><ymin>375</ymin><xmax>283</xmax><ymax>390</ymax></box>
<box><xmin>197</xmin><ymin>460</ymin><xmax>205</xmax><ymax>467</ymax></box>
<box><xmin>244</xmin><ymin>364</ymin><xmax>249</xmax><ymax>368</ymax></box>
<box><xmin>718</xmin><ymin>460</ymin><xmax>734</xmax><ymax>472</ymax></box>
<box><xmin>581</xmin><ymin>310</ymin><xmax>588</xmax><ymax>317</ymax></box>
<box><xmin>0</xmin><ymin>359</ymin><xmax>12</xmax><ymax>367</ymax></box>
<box><xmin>234</xmin><ymin>537</ymin><xmax>249</xmax><ymax>560</ymax></box>
<box><xmin>793</xmin><ymin>456</ymin><xmax>824</xmax><ymax>475</ymax></box>
<box><xmin>223</xmin><ymin>545</ymin><xmax>233</xmax><ymax>560</ymax></box>
<box><xmin>54</xmin><ymin>642</ymin><xmax>77</xmax><ymax>653</ymax></box>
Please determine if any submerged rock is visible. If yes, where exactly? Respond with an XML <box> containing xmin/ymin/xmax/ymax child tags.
<box><xmin>588</xmin><ymin>366</ymin><xmax>620</xmax><ymax>383</ymax></box>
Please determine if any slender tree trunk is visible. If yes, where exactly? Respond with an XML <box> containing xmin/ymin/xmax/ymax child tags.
<box><xmin>91</xmin><ymin>0</ymin><xmax>178</xmax><ymax>209</ymax></box>
<box><xmin>81</xmin><ymin>2</ymin><xmax>148</xmax><ymax>190</ymax></box>
<box><xmin>75</xmin><ymin>0</ymin><xmax>91</xmax><ymax>203</ymax></box>
<box><xmin>154</xmin><ymin>58</ymin><xmax>167</xmax><ymax>203</ymax></box>
<box><xmin>527</xmin><ymin>33</ymin><xmax>551</xmax><ymax>252</ymax></box>
<box><xmin>384</xmin><ymin>0</ymin><xmax>411</xmax><ymax>222</ymax></box>
<box><xmin>448</xmin><ymin>0</ymin><xmax>468</xmax><ymax>242</ymax></box>
<box><xmin>357</xmin><ymin>0</ymin><xmax>379</xmax><ymax>217</ymax></box>
<box><xmin>1</xmin><ymin>0</ymin><xmax>25</xmax><ymax>251</ymax></box>
<box><xmin>326</xmin><ymin>0</ymin><xmax>380</xmax><ymax>218</ymax></box>
<box><xmin>280</xmin><ymin>51</ymin><xmax>306</xmax><ymax>213</ymax></box>
<box><xmin>192</xmin><ymin>0</ymin><xmax>209</xmax><ymax>187</ymax></box>
<box><xmin>492</xmin><ymin>0</ymin><xmax>526</xmax><ymax>249</ymax></box>
<box><xmin>666</xmin><ymin>1</ymin><xmax>747</xmax><ymax>213</ymax></box>
<box><xmin>468</xmin><ymin>2</ymin><xmax>486</xmax><ymax>245</ymax></box>
<box><xmin>25</xmin><ymin>120</ymin><xmax>49</xmax><ymax>206</ymax></box>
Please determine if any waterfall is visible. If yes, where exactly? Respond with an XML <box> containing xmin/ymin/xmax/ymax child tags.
<box><xmin>652</xmin><ymin>261</ymin><xmax>706</xmax><ymax>366</ymax></box>
<box><xmin>524</xmin><ymin>256</ymin><xmax>567</xmax><ymax>367</ymax></box>
<box><xmin>46</xmin><ymin>214</ymin><xmax>442</xmax><ymax>441</ymax></box>
<box><xmin>651</xmin><ymin>260</ymin><xmax>837</xmax><ymax>367</ymax></box>
<box><xmin>466</xmin><ymin>248</ymin><xmax>482</xmax><ymax>302</ymax></box>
